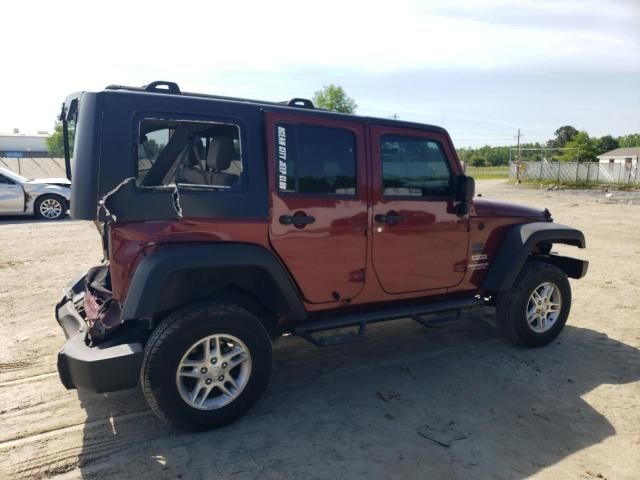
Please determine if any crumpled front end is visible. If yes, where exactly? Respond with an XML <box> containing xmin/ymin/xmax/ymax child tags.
<box><xmin>22</xmin><ymin>182</ymin><xmax>71</xmax><ymax>215</ymax></box>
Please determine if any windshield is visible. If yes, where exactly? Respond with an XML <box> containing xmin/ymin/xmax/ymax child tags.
<box><xmin>0</xmin><ymin>167</ymin><xmax>28</xmax><ymax>183</ymax></box>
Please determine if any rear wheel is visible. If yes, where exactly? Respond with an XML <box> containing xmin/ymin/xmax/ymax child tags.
<box><xmin>496</xmin><ymin>261</ymin><xmax>571</xmax><ymax>347</ymax></box>
<box><xmin>141</xmin><ymin>302</ymin><xmax>272</xmax><ymax>431</ymax></box>
<box><xmin>35</xmin><ymin>194</ymin><xmax>67</xmax><ymax>220</ymax></box>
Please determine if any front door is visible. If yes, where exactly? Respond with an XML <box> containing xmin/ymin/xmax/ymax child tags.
<box><xmin>370</xmin><ymin>124</ymin><xmax>468</xmax><ymax>294</ymax></box>
<box><xmin>266</xmin><ymin>112</ymin><xmax>368</xmax><ymax>304</ymax></box>
<box><xmin>0</xmin><ymin>173</ymin><xmax>24</xmax><ymax>213</ymax></box>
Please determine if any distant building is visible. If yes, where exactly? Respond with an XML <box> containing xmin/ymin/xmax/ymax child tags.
<box><xmin>0</xmin><ymin>129</ymin><xmax>49</xmax><ymax>156</ymax></box>
<box><xmin>597</xmin><ymin>147</ymin><xmax>640</xmax><ymax>167</ymax></box>
<box><xmin>0</xmin><ymin>129</ymin><xmax>65</xmax><ymax>178</ymax></box>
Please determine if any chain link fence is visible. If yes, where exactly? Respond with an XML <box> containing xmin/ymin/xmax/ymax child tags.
<box><xmin>509</xmin><ymin>161</ymin><xmax>640</xmax><ymax>185</ymax></box>
<box><xmin>0</xmin><ymin>156</ymin><xmax>66</xmax><ymax>179</ymax></box>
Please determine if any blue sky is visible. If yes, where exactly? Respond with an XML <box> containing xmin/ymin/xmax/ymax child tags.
<box><xmin>1</xmin><ymin>0</ymin><xmax>638</xmax><ymax>147</ymax></box>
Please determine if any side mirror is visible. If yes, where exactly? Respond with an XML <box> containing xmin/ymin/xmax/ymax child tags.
<box><xmin>455</xmin><ymin>175</ymin><xmax>475</xmax><ymax>203</ymax></box>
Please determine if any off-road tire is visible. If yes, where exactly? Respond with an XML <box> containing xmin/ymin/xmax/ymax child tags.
<box><xmin>34</xmin><ymin>194</ymin><xmax>67</xmax><ymax>220</ymax></box>
<box><xmin>496</xmin><ymin>261</ymin><xmax>571</xmax><ymax>348</ymax></box>
<box><xmin>141</xmin><ymin>302</ymin><xmax>272</xmax><ymax>431</ymax></box>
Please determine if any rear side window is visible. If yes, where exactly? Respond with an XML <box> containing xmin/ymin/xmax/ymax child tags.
<box><xmin>276</xmin><ymin>123</ymin><xmax>356</xmax><ymax>195</ymax></box>
<box><xmin>381</xmin><ymin>135</ymin><xmax>452</xmax><ymax>197</ymax></box>
<box><xmin>136</xmin><ymin>118</ymin><xmax>243</xmax><ymax>189</ymax></box>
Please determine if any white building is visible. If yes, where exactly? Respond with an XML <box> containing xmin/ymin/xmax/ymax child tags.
<box><xmin>0</xmin><ymin>130</ymin><xmax>49</xmax><ymax>155</ymax></box>
<box><xmin>597</xmin><ymin>147</ymin><xmax>640</xmax><ymax>167</ymax></box>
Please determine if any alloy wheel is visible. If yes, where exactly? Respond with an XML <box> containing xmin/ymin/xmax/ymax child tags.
<box><xmin>526</xmin><ymin>282</ymin><xmax>562</xmax><ymax>333</ymax></box>
<box><xmin>39</xmin><ymin>198</ymin><xmax>63</xmax><ymax>219</ymax></box>
<box><xmin>176</xmin><ymin>334</ymin><xmax>252</xmax><ymax>410</ymax></box>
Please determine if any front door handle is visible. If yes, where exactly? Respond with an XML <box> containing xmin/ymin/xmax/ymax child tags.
<box><xmin>374</xmin><ymin>211</ymin><xmax>405</xmax><ymax>226</ymax></box>
<box><xmin>279</xmin><ymin>212</ymin><xmax>316</xmax><ymax>229</ymax></box>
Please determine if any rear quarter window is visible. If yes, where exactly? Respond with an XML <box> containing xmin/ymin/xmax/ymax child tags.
<box><xmin>136</xmin><ymin>118</ymin><xmax>243</xmax><ymax>190</ymax></box>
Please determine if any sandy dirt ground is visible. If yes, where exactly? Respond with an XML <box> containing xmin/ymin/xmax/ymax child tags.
<box><xmin>0</xmin><ymin>180</ymin><xmax>638</xmax><ymax>480</ymax></box>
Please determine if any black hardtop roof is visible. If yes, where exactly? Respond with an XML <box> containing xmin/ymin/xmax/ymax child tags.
<box><xmin>100</xmin><ymin>81</ymin><xmax>448</xmax><ymax>135</ymax></box>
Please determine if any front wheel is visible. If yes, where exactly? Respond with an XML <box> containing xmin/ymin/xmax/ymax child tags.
<box><xmin>35</xmin><ymin>194</ymin><xmax>67</xmax><ymax>220</ymax></box>
<box><xmin>496</xmin><ymin>261</ymin><xmax>571</xmax><ymax>348</ymax></box>
<box><xmin>141</xmin><ymin>302</ymin><xmax>272</xmax><ymax>431</ymax></box>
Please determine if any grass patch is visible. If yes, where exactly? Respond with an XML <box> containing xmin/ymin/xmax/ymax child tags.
<box><xmin>466</xmin><ymin>166</ymin><xmax>510</xmax><ymax>180</ymax></box>
<box><xmin>515</xmin><ymin>179</ymin><xmax>640</xmax><ymax>190</ymax></box>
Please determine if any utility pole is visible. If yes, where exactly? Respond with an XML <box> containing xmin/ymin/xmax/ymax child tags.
<box><xmin>515</xmin><ymin>129</ymin><xmax>523</xmax><ymax>181</ymax></box>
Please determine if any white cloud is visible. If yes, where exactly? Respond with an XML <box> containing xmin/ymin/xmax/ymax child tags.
<box><xmin>0</xmin><ymin>0</ymin><xmax>638</xmax><ymax>132</ymax></box>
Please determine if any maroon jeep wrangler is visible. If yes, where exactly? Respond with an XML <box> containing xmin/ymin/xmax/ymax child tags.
<box><xmin>55</xmin><ymin>81</ymin><xmax>587</xmax><ymax>430</ymax></box>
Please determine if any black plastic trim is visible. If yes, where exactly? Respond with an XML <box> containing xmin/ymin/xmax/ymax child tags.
<box><xmin>287</xmin><ymin>98</ymin><xmax>314</xmax><ymax>109</ymax></box>
<box><xmin>55</xmin><ymin>297</ymin><xmax>142</xmax><ymax>393</ymax></box>
<box><xmin>482</xmin><ymin>222</ymin><xmax>586</xmax><ymax>292</ymax></box>
<box><xmin>121</xmin><ymin>243</ymin><xmax>307</xmax><ymax>321</ymax></box>
<box><xmin>295</xmin><ymin>297</ymin><xmax>482</xmax><ymax>335</ymax></box>
<box><xmin>537</xmin><ymin>254</ymin><xmax>589</xmax><ymax>280</ymax></box>
<box><xmin>143</xmin><ymin>81</ymin><xmax>181</xmax><ymax>94</ymax></box>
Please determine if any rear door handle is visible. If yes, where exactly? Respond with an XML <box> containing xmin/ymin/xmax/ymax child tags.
<box><xmin>279</xmin><ymin>212</ymin><xmax>316</xmax><ymax>228</ymax></box>
<box><xmin>374</xmin><ymin>211</ymin><xmax>405</xmax><ymax>226</ymax></box>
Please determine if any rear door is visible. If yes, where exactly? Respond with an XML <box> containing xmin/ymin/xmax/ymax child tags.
<box><xmin>370</xmin><ymin>124</ymin><xmax>468</xmax><ymax>294</ymax></box>
<box><xmin>266</xmin><ymin>111</ymin><xmax>368</xmax><ymax>304</ymax></box>
<box><xmin>0</xmin><ymin>173</ymin><xmax>24</xmax><ymax>213</ymax></box>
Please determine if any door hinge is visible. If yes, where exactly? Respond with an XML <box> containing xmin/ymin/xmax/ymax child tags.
<box><xmin>457</xmin><ymin>219</ymin><xmax>471</xmax><ymax>231</ymax></box>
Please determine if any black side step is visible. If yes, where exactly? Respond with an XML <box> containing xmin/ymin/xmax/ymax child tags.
<box><xmin>295</xmin><ymin>297</ymin><xmax>483</xmax><ymax>347</ymax></box>
<box><xmin>412</xmin><ymin>311</ymin><xmax>461</xmax><ymax>328</ymax></box>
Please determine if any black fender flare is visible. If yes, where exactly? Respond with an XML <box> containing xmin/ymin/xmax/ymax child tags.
<box><xmin>482</xmin><ymin>222</ymin><xmax>587</xmax><ymax>292</ymax></box>
<box><xmin>120</xmin><ymin>243</ymin><xmax>307</xmax><ymax>321</ymax></box>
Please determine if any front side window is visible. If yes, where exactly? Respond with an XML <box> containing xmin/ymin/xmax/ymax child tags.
<box><xmin>137</xmin><ymin>119</ymin><xmax>242</xmax><ymax>189</ymax></box>
<box><xmin>381</xmin><ymin>135</ymin><xmax>452</xmax><ymax>197</ymax></box>
<box><xmin>0</xmin><ymin>174</ymin><xmax>15</xmax><ymax>185</ymax></box>
<box><xmin>276</xmin><ymin>123</ymin><xmax>356</xmax><ymax>195</ymax></box>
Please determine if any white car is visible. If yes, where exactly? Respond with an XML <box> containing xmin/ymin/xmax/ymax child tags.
<box><xmin>0</xmin><ymin>166</ymin><xmax>71</xmax><ymax>220</ymax></box>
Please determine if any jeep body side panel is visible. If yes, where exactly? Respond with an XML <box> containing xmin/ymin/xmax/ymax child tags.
<box><xmin>298</xmin><ymin>123</ymin><xmax>479</xmax><ymax>312</ymax></box>
<box><xmin>120</xmin><ymin>243</ymin><xmax>307</xmax><ymax>321</ymax></box>
<box><xmin>368</xmin><ymin>123</ymin><xmax>469</xmax><ymax>294</ymax></box>
<box><xmin>108</xmin><ymin>219</ymin><xmax>271</xmax><ymax>301</ymax></box>
<box><xmin>264</xmin><ymin>110</ymin><xmax>369</xmax><ymax>304</ymax></box>
<box><xmin>481</xmin><ymin>222</ymin><xmax>587</xmax><ymax>292</ymax></box>
<box><xmin>446</xmin><ymin>216</ymin><xmax>516</xmax><ymax>294</ymax></box>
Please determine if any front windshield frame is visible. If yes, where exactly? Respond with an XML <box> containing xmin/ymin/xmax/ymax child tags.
<box><xmin>60</xmin><ymin>94</ymin><xmax>79</xmax><ymax>181</ymax></box>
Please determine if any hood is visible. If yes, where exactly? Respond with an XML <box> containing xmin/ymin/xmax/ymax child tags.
<box><xmin>27</xmin><ymin>178</ymin><xmax>71</xmax><ymax>187</ymax></box>
<box><xmin>472</xmin><ymin>198</ymin><xmax>550</xmax><ymax>220</ymax></box>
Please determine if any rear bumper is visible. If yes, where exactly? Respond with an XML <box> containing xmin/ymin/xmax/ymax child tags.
<box><xmin>55</xmin><ymin>273</ymin><xmax>143</xmax><ymax>393</ymax></box>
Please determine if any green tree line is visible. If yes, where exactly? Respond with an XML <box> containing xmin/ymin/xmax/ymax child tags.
<box><xmin>457</xmin><ymin>126</ymin><xmax>640</xmax><ymax>166</ymax></box>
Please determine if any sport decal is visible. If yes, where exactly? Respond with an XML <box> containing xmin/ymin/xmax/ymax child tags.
<box><xmin>277</xmin><ymin>125</ymin><xmax>287</xmax><ymax>190</ymax></box>
<box><xmin>468</xmin><ymin>262</ymin><xmax>490</xmax><ymax>270</ymax></box>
